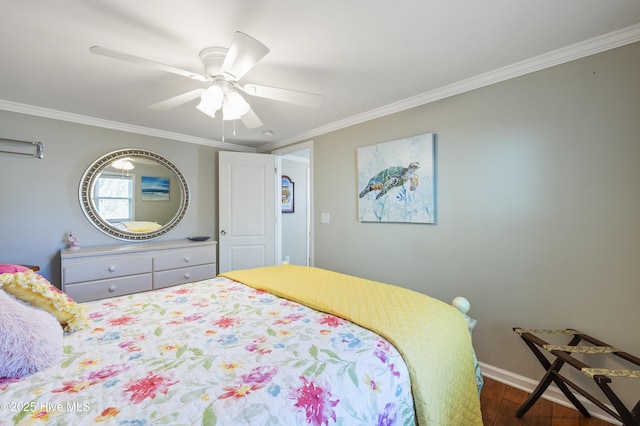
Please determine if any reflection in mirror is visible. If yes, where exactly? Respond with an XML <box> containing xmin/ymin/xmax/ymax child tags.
<box><xmin>79</xmin><ymin>149</ymin><xmax>189</xmax><ymax>241</ymax></box>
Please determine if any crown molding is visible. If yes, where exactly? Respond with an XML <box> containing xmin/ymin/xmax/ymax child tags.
<box><xmin>0</xmin><ymin>100</ymin><xmax>255</xmax><ymax>152</ymax></box>
<box><xmin>263</xmin><ymin>23</ymin><xmax>640</xmax><ymax>152</ymax></box>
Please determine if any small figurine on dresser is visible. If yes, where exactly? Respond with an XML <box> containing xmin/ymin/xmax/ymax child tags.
<box><xmin>67</xmin><ymin>232</ymin><xmax>80</xmax><ymax>250</ymax></box>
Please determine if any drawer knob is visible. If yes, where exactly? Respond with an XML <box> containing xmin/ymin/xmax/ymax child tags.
<box><xmin>184</xmin><ymin>273</ymin><xmax>191</xmax><ymax>279</ymax></box>
<box><xmin>184</xmin><ymin>256</ymin><xmax>191</xmax><ymax>263</ymax></box>
<box><xmin>108</xmin><ymin>285</ymin><xmax>117</xmax><ymax>292</ymax></box>
<box><xmin>108</xmin><ymin>265</ymin><xmax>116</xmax><ymax>272</ymax></box>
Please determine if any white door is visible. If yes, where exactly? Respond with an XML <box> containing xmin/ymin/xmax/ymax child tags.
<box><xmin>218</xmin><ymin>151</ymin><xmax>276</xmax><ymax>273</ymax></box>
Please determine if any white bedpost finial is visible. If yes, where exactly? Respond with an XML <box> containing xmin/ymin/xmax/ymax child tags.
<box><xmin>452</xmin><ymin>296</ymin><xmax>477</xmax><ymax>333</ymax></box>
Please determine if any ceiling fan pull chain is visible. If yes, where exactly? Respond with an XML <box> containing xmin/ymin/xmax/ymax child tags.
<box><xmin>221</xmin><ymin>118</ymin><xmax>225</xmax><ymax>142</ymax></box>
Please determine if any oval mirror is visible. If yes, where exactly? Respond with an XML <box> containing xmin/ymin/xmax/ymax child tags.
<box><xmin>79</xmin><ymin>149</ymin><xmax>189</xmax><ymax>241</ymax></box>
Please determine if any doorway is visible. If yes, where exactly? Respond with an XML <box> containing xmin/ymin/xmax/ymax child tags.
<box><xmin>275</xmin><ymin>142</ymin><xmax>313</xmax><ymax>266</ymax></box>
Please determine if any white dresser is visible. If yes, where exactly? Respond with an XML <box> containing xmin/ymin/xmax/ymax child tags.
<box><xmin>61</xmin><ymin>240</ymin><xmax>217</xmax><ymax>302</ymax></box>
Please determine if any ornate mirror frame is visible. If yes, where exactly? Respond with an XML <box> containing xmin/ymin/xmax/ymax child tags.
<box><xmin>79</xmin><ymin>149</ymin><xmax>190</xmax><ymax>241</ymax></box>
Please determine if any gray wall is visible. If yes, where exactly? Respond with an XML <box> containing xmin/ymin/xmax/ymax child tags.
<box><xmin>0</xmin><ymin>112</ymin><xmax>219</xmax><ymax>286</ymax></box>
<box><xmin>310</xmin><ymin>41</ymin><xmax>640</xmax><ymax>406</ymax></box>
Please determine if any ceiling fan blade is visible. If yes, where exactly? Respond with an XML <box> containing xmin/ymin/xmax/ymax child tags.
<box><xmin>149</xmin><ymin>88</ymin><xmax>205</xmax><ymax>110</ymax></box>
<box><xmin>241</xmin><ymin>84</ymin><xmax>322</xmax><ymax>108</ymax></box>
<box><xmin>221</xmin><ymin>32</ymin><xmax>269</xmax><ymax>81</ymax></box>
<box><xmin>90</xmin><ymin>46</ymin><xmax>209</xmax><ymax>82</ymax></box>
<box><xmin>240</xmin><ymin>107</ymin><xmax>264</xmax><ymax>129</ymax></box>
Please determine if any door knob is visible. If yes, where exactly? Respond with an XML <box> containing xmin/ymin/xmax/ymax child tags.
<box><xmin>220</xmin><ymin>230</ymin><xmax>227</xmax><ymax>235</ymax></box>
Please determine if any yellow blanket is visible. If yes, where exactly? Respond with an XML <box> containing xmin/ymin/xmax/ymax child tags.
<box><xmin>120</xmin><ymin>221</ymin><xmax>162</xmax><ymax>233</ymax></box>
<box><xmin>221</xmin><ymin>265</ymin><xmax>483</xmax><ymax>426</ymax></box>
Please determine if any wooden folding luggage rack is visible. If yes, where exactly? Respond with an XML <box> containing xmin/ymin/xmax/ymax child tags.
<box><xmin>514</xmin><ymin>328</ymin><xmax>640</xmax><ymax>426</ymax></box>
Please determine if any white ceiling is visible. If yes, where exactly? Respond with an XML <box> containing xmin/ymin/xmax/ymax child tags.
<box><xmin>1</xmin><ymin>1</ymin><xmax>639</xmax><ymax>151</ymax></box>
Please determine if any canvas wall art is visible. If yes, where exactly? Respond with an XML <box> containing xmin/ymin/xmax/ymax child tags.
<box><xmin>357</xmin><ymin>133</ymin><xmax>435</xmax><ymax>223</ymax></box>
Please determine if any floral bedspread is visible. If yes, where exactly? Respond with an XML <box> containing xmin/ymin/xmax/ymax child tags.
<box><xmin>0</xmin><ymin>277</ymin><xmax>414</xmax><ymax>425</ymax></box>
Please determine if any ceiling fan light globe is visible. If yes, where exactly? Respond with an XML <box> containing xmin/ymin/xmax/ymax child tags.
<box><xmin>112</xmin><ymin>158</ymin><xmax>134</xmax><ymax>170</ymax></box>
<box><xmin>196</xmin><ymin>101</ymin><xmax>217</xmax><ymax>118</ymax></box>
<box><xmin>196</xmin><ymin>85</ymin><xmax>224</xmax><ymax>117</ymax></box>
<box><xmin>222</xmin><ymin>103</ymin><xmax>248</xmax><ymax>120</ymax></box>
<box><xmin>204</xmin><ymin>84</ymin><xmax>224</xmax><ymax>104</ymax></box>
<box><xmin>222</xmin><ymin>90</ymin><xmax>251</xmax><ymax>120</ymax></box>
<box><xmin>222</xmin><ymin>110</ymin><xmax>241</xmax><ymax>121</ymax></box>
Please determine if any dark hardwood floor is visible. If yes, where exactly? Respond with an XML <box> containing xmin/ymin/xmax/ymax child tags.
<box><xmin>480</xmin><ymin>377</ymin><xmax>616</xmax><ymax>426</ymax></box>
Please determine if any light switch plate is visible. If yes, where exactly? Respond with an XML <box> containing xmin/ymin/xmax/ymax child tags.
<box><xmin>321</xmin><ymin>212</ymin><xmax>330</xmax><ymax>224</ymax></box>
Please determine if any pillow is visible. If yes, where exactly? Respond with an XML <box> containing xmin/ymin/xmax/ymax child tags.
<box><xmin>0</xmin><ymin>271</ymin><xmax>89</xmax><ymax>332</ymax></box>
<box><xmin>0</xmin><ymin>289</ymin><xmax>63</xmax><ymax>378</ymax></box>
<box><xmin>121</xmin><ymin>221</ymin><xmax>162</xmax><ymax>233</ymax></box>
<box><xmin>0</xmin><ymin>264</ymin><xmax>30</xmax><ymax>274</ymax></box>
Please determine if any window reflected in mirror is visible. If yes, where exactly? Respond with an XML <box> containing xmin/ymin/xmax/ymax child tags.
<box><xmin>95</xmin><ymin>173</ymin><xmax>134</xmax><ymax>221</ymax></box>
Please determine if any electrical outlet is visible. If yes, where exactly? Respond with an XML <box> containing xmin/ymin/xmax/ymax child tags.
<box><xmin>321</xmin><ymin>213</ymin><xmax>330</xmax><ymax>224</ymax></box>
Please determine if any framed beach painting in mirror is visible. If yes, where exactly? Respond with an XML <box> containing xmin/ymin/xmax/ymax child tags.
<box><xmin>141</xmin><ymin>176</ymin><xmax>170</xmax><ymax>201</ymax></box>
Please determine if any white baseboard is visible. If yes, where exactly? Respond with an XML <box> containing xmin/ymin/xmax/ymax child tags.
<box><xmin>479</xmin><ymin>362</ymin><xmax>621</xmax><ymax>425</ymax></box>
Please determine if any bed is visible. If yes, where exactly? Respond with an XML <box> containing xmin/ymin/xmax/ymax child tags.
<box><xmin>111</xmin><ymin>221</ymin><xmax>163</xmax><ymax>233</ymax></box>
<box><xmin>0</xmin><ymin>265</ymin><xmax>483</xmax><ymax>425</ymax></box>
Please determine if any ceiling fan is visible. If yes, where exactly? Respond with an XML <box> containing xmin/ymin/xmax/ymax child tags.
<box><xmin>90</xmin><ymin>32</ymin><xmax>322</xmax><ymax>131</ymax></box>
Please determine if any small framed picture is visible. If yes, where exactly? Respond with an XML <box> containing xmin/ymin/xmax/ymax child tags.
<box><xmin>281</xmin><ymin>175</ymin><xmax>294</xmax><ymax>213</ymax></box>
<box><xmin>141</xmin><ymin>176</ymin><xmax>170</xmax><ymax>201</ymax></box>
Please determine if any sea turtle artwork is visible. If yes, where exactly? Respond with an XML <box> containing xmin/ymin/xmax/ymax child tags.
<box><xmin>357</xmin><ymin>133</ymin><xmax>435</xmax><ymax>223</ymax></box>
<box><xmin>359</xmin><ymin>162</ymin><xmax>421</xmax><ymax>200</ymax></box>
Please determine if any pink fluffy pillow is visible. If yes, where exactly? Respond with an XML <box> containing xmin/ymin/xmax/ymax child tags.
<box><xmin>0</xmin><ymin>289</ymin><xmax>63</xmax><ymax>378</ymax></box>
<box><xmin>0</xmin><ymin>264</ymin><xmax>30</xmax><ymax>274</ymax></box>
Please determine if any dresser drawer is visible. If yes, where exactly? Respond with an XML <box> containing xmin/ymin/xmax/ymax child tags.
<box><xmin>61</xmin><ymin>241</ymin><xmax>216</xmax><ymax>300</ymax></box>
<box><xmin>153</xmin><ymin>247</ymin><xmax>216</xmax><ymax>272</ymax></box>
<box><xmin>63</xmin><ymin>255</ymin><xmax>152</xmax><ymax>284</ymax></box>
<box><xmin>153</xmin><ymin>264</ymin><xmax>217</xmax><ymax>290</ymax></box>
<box><xmin>64</xmin><ymin>274</ymin><xmax>152</xmax><ymax>303</ymax></box>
